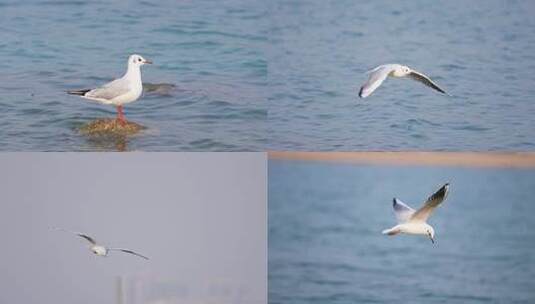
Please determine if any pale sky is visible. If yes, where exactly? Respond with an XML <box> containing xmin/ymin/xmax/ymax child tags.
<box><xmin>0</xmin><ymin>153</ymin><xmax>266</xmax><ymax>304</ymax></box>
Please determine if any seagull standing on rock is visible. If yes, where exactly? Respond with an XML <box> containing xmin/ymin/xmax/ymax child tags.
<box><xmin>382</xmin><ymin>183</ymin><xmax>450</xmax><ymax>244</ymax></box>
<box><xmin>53</xmin><ymin>228</ymin><xmax>149</xmax><ymax>260</ymax></box>
<box><xmin>68</xmin><ymin>54</ymin><xmax>152</xmax><ymax>125</ymax></box>
<box><xmin>358</xmin><ymin>64</ymin><xmax>448</xmax><ymax>98</ymax></box>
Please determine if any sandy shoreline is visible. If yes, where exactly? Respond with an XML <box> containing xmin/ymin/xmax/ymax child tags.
<box><xmin>268</xmin><ymin>152</ymin><xmax>535</xmax><ymax>168</ymax></box>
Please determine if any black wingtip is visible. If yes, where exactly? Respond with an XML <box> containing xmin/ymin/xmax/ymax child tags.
<box><xmin>437</xmin><ymin>183</ymin><xmax>450</xmax><ymax>196</ymax></box>
<box><xmin>358</xmin><ymin>86</ymin><xmax>364</xmax><ymax>98</ymax></box>
<box><xmin>67</xmin><ymin>89</ymin><xmax>90</xmax><ymax>96</ymax></box>
<box><xmin>392</xmin><ymin>198</ymin><xmax>397</xmax><ymax>205</ymax></box>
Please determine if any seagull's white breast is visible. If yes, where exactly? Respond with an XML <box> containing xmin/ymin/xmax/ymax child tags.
<box><xmin>111</xmin><ymin>85</ymin><xmax>142</xmax><ymax>105</ymax></box>
<box><xmin>112</xmin><ymin>69</ymin><xmax>143</xmax><ymax>105</ymax></box>
<box><xmin>391</xmin><ymin>66</ymin><xmax>407</xmax><ymax>78</ymax></box>
<box><xmin>398</xmin><ymin>222</ymin><xmax>431</xmax><ymax>235</ymax></box>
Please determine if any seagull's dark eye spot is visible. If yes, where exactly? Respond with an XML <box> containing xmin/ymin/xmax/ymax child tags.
<box><xmin>138</xmin><ymin>58</ymin><xmax>142</xmax><ymax>62</ymax></box>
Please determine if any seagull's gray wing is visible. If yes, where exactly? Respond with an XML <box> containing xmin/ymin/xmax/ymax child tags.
<box><xmin>410</xmin><ymin>183</ymin><xmax>450</xmax><ymax>222</ymax></box>
<box><xmin>407</xmin><ymin>70</ymin><xmax>448</xmax><ymax>95</ymax></box>
<box><xmin>85</xmin><ymin>78</ymin><xmax>131</xmax><ymax>101</ymax></box>
<box><xmin>392</xmin><ymin>198</ymin><xmax>415</xmax><ymax>223</ymax></box>
<box><xmin>359</xmin><ymin>65</ymin><xmax>394</xmax><ymax>98</ymax></box>
<box><xmin>109</xmin><ymin>248</ymin><xmax>149</xmax><ymax>260</ymax></box>
<box><xmin>52</xmin><ymin>227</ymin><xmax>97</xmax><ymax>245</ymax></box>
<box><xmin>76</xmin><ymin>233</ymin><xmax>97</xmax><ymax>245</ymax></box>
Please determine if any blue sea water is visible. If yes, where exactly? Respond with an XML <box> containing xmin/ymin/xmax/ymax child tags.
<box><xmin>269</xmin><ymin>160</ymin><xmax>535</xmax><ymax>303</ymax></box>
<box><xmin>0</xmin><ymin>0</ymin><xmax>267</xmax><ymax>151</ymax></box>
<box><xmin>267</xmin><ymin>0</ymin><xmax>535</xmax><ymax>151</ymax></box>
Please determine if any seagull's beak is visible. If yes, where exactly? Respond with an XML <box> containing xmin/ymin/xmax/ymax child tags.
<box><xmin>144</xmin><ymin>59</ymin><xmax>153</xmax><ymax>64</ymax></box>
<box><xmin>427</xmin><ymin>232</ymin><xmax>435</xmax><ymax>244</ymax></box>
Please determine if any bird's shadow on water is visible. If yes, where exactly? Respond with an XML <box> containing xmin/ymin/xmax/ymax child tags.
<box><xmin>83</xmin><ymin>132</ymin><xmax>131</xmax><ymax>152</ymax></box>
<box><xmin>143</xmin><ymin>82</ymin><xmax>177</xmax><ymax>96</ymax></box>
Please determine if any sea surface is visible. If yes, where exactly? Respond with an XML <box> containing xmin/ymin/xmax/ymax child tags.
<box><xmin>0</xmin><ymin>0</ymin><xmax>267</xmax><ymax>151</ymax></box>
<box><xmin>267</xmin><ymin>0</ymin><xmax>535</xmax><ymax>150</ymax></box>
<box><xmin>269</xmin><ymin>160</ymin><xmax>535</xmax><ymax>303</ymax></box>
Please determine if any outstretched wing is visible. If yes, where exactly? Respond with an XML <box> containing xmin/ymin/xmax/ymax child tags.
<box><xmin>109</xmin><ymin>248</ymin><xmax>149</xmax><ymax>260</ymax></box>
<box><xmin>392</xmin><ymin>198</ymin><xmax>415</xmax><ymax>223</ymax></box>
<box><xmin>407</xmin><ymin>70</ymin><xmax>448</xmax><ymax>95</ymax></box>
<box><xmin>359</xmin><ymin>65</ymin><xmax>394</xmax><ymax>98</ymax></box>
<box><xmin>52</xmin><ymin>227</ymin><xmax>97</xmax><ymax>245</ymax></box>
<box><xmin>410</xmin><ymin>183</ymin><xmax>450</xmax><ymax>222</ymax></box>
<box><xmin>76</xmin><ymin>233</ymin><xmax>97</xmax><ymax>245</ymax></box>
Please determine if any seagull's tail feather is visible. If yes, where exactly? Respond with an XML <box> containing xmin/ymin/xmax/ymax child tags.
<box><xmin>67</xmin><ymin>89</ymin><xmax>90</xmax><ymax>96</ymax></box>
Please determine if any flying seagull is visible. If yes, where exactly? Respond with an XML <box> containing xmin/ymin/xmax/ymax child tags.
<box><xmin>382</xmin><ymin>183</ymin><xmax>450</xmax><ymax>243</ymax></box>
<box><xmin>358</xmin><ymin>64</ymin><xmax>448</xmax><ymax>98</ymax></box>
<box><xmin>67</xmin><ymin>54</ymin><xmax>152</xmax><ymax>125</ymax></box>
<box><xmin>53</xmin><ymin>228</ymin><xmax>149</xmax><ymax>260</ymax></box>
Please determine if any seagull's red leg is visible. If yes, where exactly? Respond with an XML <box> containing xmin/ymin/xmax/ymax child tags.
<box><xmin>116</xmin><ymin>105</ymin><xmax>126</xmax><ymax>125</ymax></box>
<box><xmin>116</xmin><ymin>105</ymin><xmax>122</xmax><ymax>120</ymax></box>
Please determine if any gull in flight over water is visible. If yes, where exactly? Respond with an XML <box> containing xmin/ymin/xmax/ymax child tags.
<box><xmin>382</xmin><ymin>183</ymin><xmax>450</xmax><ymax>244</ymax></box>
<box><xmin>67</xmin><ymin>54</ymin><xmax>152</xmax><ymax>125</ymax></box>
<box><xmin>53</xmin><ymin>228</ymin><xmax>149</xmax><ymax>260</ymax></box>
<box><xmin>358</xmin><ymin>64</ymin><xmax>448</xmax><ymax>98</ymax></box>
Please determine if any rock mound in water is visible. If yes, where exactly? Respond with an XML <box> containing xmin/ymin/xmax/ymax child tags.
<box><xmin>79</xmin><ymin>118</ymin><xmax>146</xmax><ymax>136</ymax></box>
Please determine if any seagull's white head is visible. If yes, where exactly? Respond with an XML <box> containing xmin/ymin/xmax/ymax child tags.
<box><xmin>391</xmin><ymin>65</ymin><xmax>411</xmax><ymax>77</ymax></box>
<box><xmin>400</xmin><ymin>65</ymin><xmax>411</xmax><ymax>76</ymax></box>
<box><xmin>128</xmin><ymin>54</ymin><xmax>152</xmax><ymax>67</ymax></box>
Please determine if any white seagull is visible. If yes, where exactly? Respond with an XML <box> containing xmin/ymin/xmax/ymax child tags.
<box><xmin>382</xmin><ymin>183</ymin><xmax>450</xmax><ymax>244</ymax></box>
<box><xmin>358</xmin><ymin>64</ymin><xmax>448</xmax><ymax>98</ymax></box>
<box><xmin>54</xmin><ymin>228</ymin><xmax>149</xmax><ymax>260</ymax></box>
<box><xmin>68</xmin><ymin>54</ymin><xmax>152</xmax><ymax>125</ymax></box>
